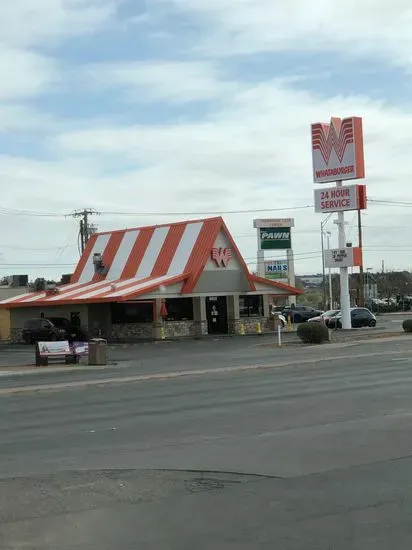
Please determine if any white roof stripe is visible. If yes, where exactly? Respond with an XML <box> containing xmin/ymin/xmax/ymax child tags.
<box><xmin>71</xmin><ymin>277</ymin><xmax>141</xmax><ymax>300</ymax></box>
<box><xmin>1</xmin><ymin>281</ymin><xmax>85</xmax><ymax>304</ymax></box>
<box><xmin>106</xmin><ymin>229</ymin><xmax>140</xmax><ymax>280</ymax></box>
<box><xmin>135</xmin><ymin>226</ymin><xmax>169</xmax><ymax>278</ymax></box>
<box><xmin>78</xmin><ymin>233</ymin><xmax>111</xmax><ymax>283</ymax></box>
<box><xmin>167</xmin><ymin>222</ymin><xmax>203</xmax><ymax>275</ymax></box>
<box><xmin>46</xmin><ymin>279</ymin><xmax>118</xmax><ymax>301</ymax></box>
<box><xmin>106</xmin><ymin>275</ymin><xmax>174</xmax><ymax>298</ymax></box>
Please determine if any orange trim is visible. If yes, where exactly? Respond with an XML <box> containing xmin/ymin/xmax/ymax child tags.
<box><xmin>250</xmin><ymin>274</ymin><xmax>304</xmax><ymax>295</ymax></box>
<box><xmin>71</xmin><ymin>233</ymin><xmax>99</xmax><ymax>283</ymax></box>
<box><xmin>357</xmin><ymin>184</ymin><xmax>367</xmax><ymax>210</ymax></box>
<box><xmin>181</xmin><ymin>218</ymin><xmax>221</xmax><ymax>293</ymax></box>
<box><xmin>92</xmin><ymin>230</ymin><xmax>125</xmax><ymax>283</ymax></box>
<box><xmin>120</xmin><ymin>227</ymin><xmax>154</xmax><ymax>279</ymax></box>
<box><xmin>352</xmin><ymin>247</ymin><xmax>363</xmax><ymax>267</ymax></box>
<box><xmin>352</xmin><ymin>117</ymin><xmax>365</xmax><ymax>180</ymax></box>
<box><xmin>151</xmin><ymin>223</ymin><xmax>186</xmax><ymax>276</ymax></box>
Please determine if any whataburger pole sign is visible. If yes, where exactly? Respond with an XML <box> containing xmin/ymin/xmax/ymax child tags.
<box><xmin>311</xmin><ymin>116</ymin><xmax>366</xmax><ymax>330</ymax></box>
<box><xmin>311</xmin><ymin>116</ymin><xmax>365</xmax><ymax>183</ymax></box>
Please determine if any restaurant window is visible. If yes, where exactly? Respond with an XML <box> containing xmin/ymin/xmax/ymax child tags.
<box><xmin>111</xmin><ymin>302</ymin><xmax>154</xmax><ymax>324</ymax></box>
<box><xmin>164</xmin><ymin>298</ymin><xmax>194</xmax><ymax>321</ymax></box>
<box><xmin>239</xmin><ymin>295</ymin><xmax>264</xmax><ymax>317</ymax></box>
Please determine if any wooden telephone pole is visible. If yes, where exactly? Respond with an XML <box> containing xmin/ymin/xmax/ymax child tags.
<box><xmin>70</xmin><ymin>209</ymin><xmax>100</xmax><ymax>254</ymax></box>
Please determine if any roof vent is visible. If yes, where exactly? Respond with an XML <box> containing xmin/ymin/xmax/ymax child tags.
<box><xmin>45</xmin><ymin>283</ymin><xmax>59</xmax><ymax>295</ymax></box>
<box><xmin>93</xmin><ymin>253</ymin><xmax>108</xmax><ymax>275</ymax></box>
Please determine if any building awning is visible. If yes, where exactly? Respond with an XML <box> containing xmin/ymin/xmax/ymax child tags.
<box><xmin>0</xmin><ymin>274</ymin><xmax>188</xmax><ymax>308</ymax></box>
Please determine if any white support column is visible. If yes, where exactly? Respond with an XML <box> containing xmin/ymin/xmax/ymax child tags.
<box><xmin>337</xmin><ymin>181</ymin><xmax>351</xmax><ymax>329</ymax></box>
<box><xmin>257</xmin><ymin>229</ymin><xmax>265</xmax><ymax>277</ymax></box>
<box><xmin>193</xmin><ymin>296</ymin><xmax>207</xmax><ymax>335</ymax></box>
<box><xmin>286</xmin><ymin>248</ymin><xmax>295</xmax><ymax>305</ymax></box>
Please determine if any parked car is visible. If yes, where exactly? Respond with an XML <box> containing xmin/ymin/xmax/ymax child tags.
<box><xmin>327</xmin><ymin>308</ymin><xmax>376</xmax><ymax>329</ymax></box>
<box><xmin>282</xmin><ymin>305</ymin><xmax>323</xmax><ymax>323</ymax></box>
<box><xmin>308</xmin><ymin>309</ymin><xmax>340</xmax><ymax>324</ymax></box>
<box><xmin>22</xmin><ymin>317</ymin><xmax>87</xmax><ymax>344</ymax></box>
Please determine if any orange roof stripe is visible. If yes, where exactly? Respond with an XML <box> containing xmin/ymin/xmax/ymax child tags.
<box><xmin>150</xmin><ymin>223</ymin><xmax>186</xmax><ymax>277</ymax></box>
<box><xmin>181</xmin><ymin>218</ymin><xmax>221</xmax><ymax>293</ymax></box>
<box><xmin>120</xmin><ymin>227</ymin><xmax>154</xmax><ymax>279</ymax></box>
<box><xmin>92</xmin><ymin>230</ymin><xmax>125</xmax><ymax>283</ymax></box>
<box><xmin>71</xmin><ymin>233</ymin><xmax>98</xmax><ymax>283</ymax></box>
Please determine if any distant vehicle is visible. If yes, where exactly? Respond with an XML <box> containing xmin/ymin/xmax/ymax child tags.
<box><xmin>327</xmin><ymin>308</ymin><xmax>376</xmax><ymax>329</ymax></box>
<box><xmin>282</xmin><ymin>305</ymin><xmax>323</xmax><ymax>323</ymax></box>
<box><xmin>308</xmin><ymin>309</ymin><xmax>340</xmax><ymax>324</ymax></box>
<box><xmin>22</xmin><ymin>317</ymin><xmax>87</xmax><ymax>344</ymax></box>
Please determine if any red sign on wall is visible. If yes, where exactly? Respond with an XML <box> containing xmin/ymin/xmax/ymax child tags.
<box><xmin>211</xmin><ymin>248</ymin><xmax>232</xmax><ymax>267</ymax></box>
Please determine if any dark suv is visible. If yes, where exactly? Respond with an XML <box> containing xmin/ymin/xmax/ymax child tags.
<box><xmin>22</xmin><ymin>317</ymin><xmax>87</xmax><ymax>344</ymax></box>
<box><xmin>282</xmin><ymin>305</ymin><xmax>323</xmax><ymax>323</ymax></box>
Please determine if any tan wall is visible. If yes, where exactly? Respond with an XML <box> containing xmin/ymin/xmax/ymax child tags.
<box><xmin>0</xmin><ymin>309</ymin><xmax>11</xmax><ymax>340</ymax></box>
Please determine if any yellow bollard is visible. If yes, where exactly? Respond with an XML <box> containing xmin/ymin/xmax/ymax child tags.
<box><xmin>160</xmin><ymin>326</ymin><xmax>166</xmax><ymax>340</ymax></box>
<box><xmin>256</xmin><ymin>321</ymin><xmax>262</xmax><ymax>335</ymax></box>
<box><xmin>240</xmin><ymin>322</ymin><xmax>245</xmax><ymax>335</ymax></box>
<box><xmin>286</xmin><ymin>315</ymin><xmax>293</xmax><ymax>332</ymax></box>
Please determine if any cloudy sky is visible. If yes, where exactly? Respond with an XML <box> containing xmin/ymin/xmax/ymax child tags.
<box><xmin>1</xmin><ymin>0</ymin><xmax>412</xmax><ymax>281</ymax></box>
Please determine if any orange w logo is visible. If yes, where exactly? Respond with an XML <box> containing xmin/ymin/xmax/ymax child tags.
<box><xmin>312</xmin><ymin>117</ymin><xmax>354</xmax><ymax>165</ymax></box>
<box><xmin>211</xmin><ymin>247</ymin><xmax>232</xmax><ymax>267</ymax></box>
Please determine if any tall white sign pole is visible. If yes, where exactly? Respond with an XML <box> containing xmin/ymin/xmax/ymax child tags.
<box><xmin>286</xmin><ymin>248</ymin><xmax>295</xmax><ymax>305</ymax></box>
<box><xmin>257</xmin><ymin>230</ymin><xmax>265</xmax><ymax>277</ymax></box>
<box><xmin>336</xmin><ymin>180</ymin><xmax>351</xmax><ymax>329</ymax></box>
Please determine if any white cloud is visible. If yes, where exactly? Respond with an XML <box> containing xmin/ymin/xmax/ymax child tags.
<box><xmin>85</xmin><ymin>60</ymin><xmax>233</xmax><ymax>103</ymax></box>
<box><xmin>157</xmin><ymin>0</ymin><xmax>412</xmax><ymax>67</ymax></box>
<box><xmin>0</xmin><ymin>48</ymin><xmax>57</xmax><ymax>100</ymax></box>
<box><xmin>0</xmin><ymin>0</ymin><xmax>120</xmax><ymax>47</ymax></box>
<box><xmin>49</xmin><ymin>76</ymin><xmax>412</xmax><ymax>273</ymax></box>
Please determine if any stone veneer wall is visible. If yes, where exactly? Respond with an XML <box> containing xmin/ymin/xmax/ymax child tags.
<box><xmin>110</xmin><ymin>323</ymin><xmax>152</xmax><ymax>342</ymax></box>
<box><xmin>230</xmin><ymin>316</ymin><xmax>272</xmax><ymax>334</ymax></box>
<box><xmin>110</xmin><ymin>320</ymin><xmax>208</xmax><ymax>341</ymax></box>
<box><xmin>164</xmin><ymin>320</ymin><xmax>207</xmax><ymax>339</ymax></box>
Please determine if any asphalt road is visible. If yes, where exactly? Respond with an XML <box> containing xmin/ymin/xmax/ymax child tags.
<box><xmin>2</xmin><ymin>336</ymin><xmax>412</xmax><ymax>548</ymax></box>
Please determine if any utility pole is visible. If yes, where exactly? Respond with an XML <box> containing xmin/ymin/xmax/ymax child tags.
<box><xmin>358</xmin><ymin>209</ymin><xmax>364</xmax><ymax>307</ymax></box>
<box><xmin>69</xmin><ymin>209</ymin><xmax>100</xmax><ymax>254</ymax></box>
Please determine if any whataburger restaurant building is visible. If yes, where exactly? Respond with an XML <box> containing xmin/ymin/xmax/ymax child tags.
<box><xmin>0</xmin><ymin>217</ymin><xmax>303</xmax><ymax>341</ymax></box>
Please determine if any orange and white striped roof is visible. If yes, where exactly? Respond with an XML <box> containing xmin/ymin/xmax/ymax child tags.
<box><xmin>0</xmin><ymin>216</ymin><xmax>302</xmax><ymax>308</ymax></box>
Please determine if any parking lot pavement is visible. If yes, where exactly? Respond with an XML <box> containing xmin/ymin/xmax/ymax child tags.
<box><xmin>3</xmin><ymin>337</ymin><xmax>412</xmax><ymax>548</ymax></box>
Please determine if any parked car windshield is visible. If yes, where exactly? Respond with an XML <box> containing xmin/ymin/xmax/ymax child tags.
<box><xmin>322</xmin><ymin>310</ymin><xmax>339</xmax><ymax>317</ymax></box>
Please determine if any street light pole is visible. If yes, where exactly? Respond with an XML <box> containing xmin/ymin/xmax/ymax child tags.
<box><xmin>358</xmin><ymin>209</ymin><xmax>364</xmax><ymax>306</ymax></box>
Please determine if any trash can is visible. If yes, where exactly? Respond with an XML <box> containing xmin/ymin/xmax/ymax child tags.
<box><xmin>88</xmin><ymin>338</ymin><xmax>107</xmax><ymax>366</ymax></box>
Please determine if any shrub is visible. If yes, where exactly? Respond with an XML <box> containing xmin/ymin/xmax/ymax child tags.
<box><xmin>297</xmin><ymin>322</ymin><xmax>329</xmax><ymax>344</ymax></box>
<box><xmin>402</xmin><ymin>319</ymin><xmax>412</xmax><ymax>333</ymax></box>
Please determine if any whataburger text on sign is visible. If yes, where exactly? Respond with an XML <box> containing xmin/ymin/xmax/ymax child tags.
<box><xmin>311</xmin><ymin>116</ymin><xmax>365</xmax><ymax>184</ymax></box>
<box><xmin>314</xmin><ymin>184</ymin><xmax>367</xmax><ymax>213</ymax></box>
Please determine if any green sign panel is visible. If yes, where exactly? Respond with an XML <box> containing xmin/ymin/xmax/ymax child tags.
<box><xmin>259</xmin><ymin>227</ymin><xmax>291</xmax><ymax>250</ymax></box>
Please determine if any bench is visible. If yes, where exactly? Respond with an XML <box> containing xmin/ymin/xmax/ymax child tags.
<box><xmin>35</xmin><ymin>340</ymin><xmax>80</xmax><ymax>367</ymax></box>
